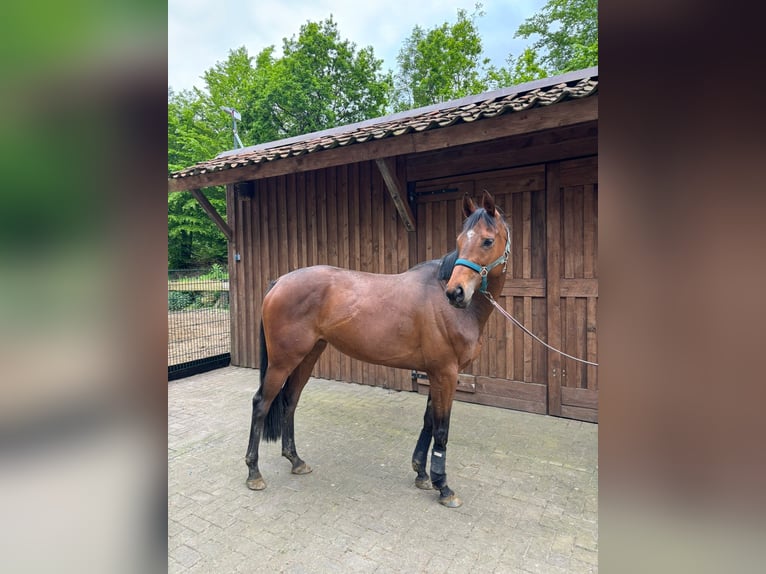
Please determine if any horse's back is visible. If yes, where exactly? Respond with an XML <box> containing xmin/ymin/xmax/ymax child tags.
<box><xmin>261</xmin><ymin>262</ymin><xmax>462</xmax><ymax>370</ymax></box>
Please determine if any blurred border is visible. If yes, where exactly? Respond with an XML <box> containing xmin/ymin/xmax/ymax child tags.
<box><xmin>0</xmin><ymin>2</ymin><xmax>167</xmax><ymax>573</ymax></box>
<box><xmin>2</xmin><ymin>1</ymin><xmax>766</xmax><ymax>572</ymax></box>
<box><xmin>601</xmin><ymin>0</ymin><xmax>766</xmax><ymax>571</ymax></box>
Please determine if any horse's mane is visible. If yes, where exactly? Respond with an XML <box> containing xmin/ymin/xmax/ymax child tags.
<box><xmin>438</xmin><ymin>250</ymin><xmax>458</xmax><ymax>281</ymax></box>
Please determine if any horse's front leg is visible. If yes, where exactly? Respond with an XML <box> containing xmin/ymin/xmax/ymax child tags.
<box><xmin>426</xmin><ymin>369</ymin><xmax>462</xmax><ymax>508</ymax></box>
<box><xmin>412</xmin><ymin>392</ymin><xmax>434</xmax><ymax>490</ymax></box>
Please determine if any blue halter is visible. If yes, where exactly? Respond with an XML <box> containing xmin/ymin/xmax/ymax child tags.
<box><xmin>454</xmin><ymin>224</ymin><xmax>511</xmax><ymax>293</ymax></box>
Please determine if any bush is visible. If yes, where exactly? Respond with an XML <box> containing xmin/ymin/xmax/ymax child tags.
<box><xmin>168</xmin><ymin>291</ymin><xmax>193</xmax><ymax>311</ymax></box>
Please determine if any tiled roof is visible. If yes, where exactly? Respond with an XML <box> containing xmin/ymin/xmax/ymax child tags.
<box><xmin>169</xmin><ymin>67</ymin><xmax>597</xmax><ymax>182</ymax></box>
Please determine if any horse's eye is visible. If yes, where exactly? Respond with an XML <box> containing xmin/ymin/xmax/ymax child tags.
<box><xmin>482</xmin><ymin>238</ymin><xmax>494</xmax><ymax>248</ymax></box>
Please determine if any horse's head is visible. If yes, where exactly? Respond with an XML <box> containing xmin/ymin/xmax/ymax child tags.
<box><xmin>445</xmin><ymin>191</ymin><xmax>510</xmax><ymax>308</ymax></box>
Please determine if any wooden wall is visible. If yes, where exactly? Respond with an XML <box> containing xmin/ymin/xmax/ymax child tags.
<box><xmin>226</xmin><ymin>158</ymin><xmax>416</xmax><ymax>391</ymax></box>
<box><xmin>225</xmin><ymin>125</ymin><xmax>598</xmax><ymax>421</ymax></box>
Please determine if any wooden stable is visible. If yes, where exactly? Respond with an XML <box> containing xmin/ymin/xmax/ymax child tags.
<box><xmin>169</xmin><ymin>68</ymin><xmax>599</xmax><ymax>422</ymax></box>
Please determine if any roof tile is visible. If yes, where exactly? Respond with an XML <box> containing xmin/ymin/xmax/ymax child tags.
<box><xmin>169</xmin><ymin>70</ymin><xmax>597</xmax><ymax>181</ymax></box>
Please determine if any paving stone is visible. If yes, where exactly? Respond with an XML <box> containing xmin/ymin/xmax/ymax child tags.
<box><xmin>169</xmin><ymin>366</ymin><xmax>598</xmax><ymax>572</ymax></box>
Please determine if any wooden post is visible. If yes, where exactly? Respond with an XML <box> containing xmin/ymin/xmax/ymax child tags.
<box><xmin>375</xmin><ymin>158</ymin><xmax>416</xmax><ymax>232</ymax></box>
<box><xmin>190</xmin><ymin>188</ymin><xmax>233</xmax><ymax>242</ymax></box>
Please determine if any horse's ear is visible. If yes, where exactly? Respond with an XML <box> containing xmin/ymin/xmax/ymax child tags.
<box><xmin>482</xmin><ymin>190</ymin><xmax>496</xmax><ymax>217</ymax></box>
<box><xmin>463</xmin><ymin>194</ymin><xmax>477</xmax><ymax>218</ymax></box>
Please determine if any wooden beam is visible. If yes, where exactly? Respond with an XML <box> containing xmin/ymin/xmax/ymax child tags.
<box><xmin>375</xmin><ymin>158</ymin><xmax>416</xmax><ymax>232</ymax></box>
<box><xmin>190</xmin><ymin>188</ymin><xmax>233</xmax><ymax>242</ymax></box>
<box><xmin>407</xmin><ymin>122</ymin><xmax>597</xmax><ymax>182</ymax></box>
<box><xmin>168</xmin><ymin>96</ymin><xmax>598</xmax><ymax>192</ymax></box>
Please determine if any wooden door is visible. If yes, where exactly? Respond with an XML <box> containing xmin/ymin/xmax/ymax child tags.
<box><xmin>413</xmin><ymin>158</ymin><xmax>598</xmax><ymax>422</ymax></box>
<box><xmin>546</xmin><ymin>157</ymin><xmax>599</xmax><ymax>422</ymax></box>
<box><xmin>414</xmin><ymin>165</ymin><xmax>548</xmax><ymax>415</ymax></box>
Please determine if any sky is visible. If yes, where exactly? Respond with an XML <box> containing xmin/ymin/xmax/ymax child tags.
<box><xmin>168</xmin><ymin>0</ymin><xmax>548</xmax><ymax>93</ymax></box>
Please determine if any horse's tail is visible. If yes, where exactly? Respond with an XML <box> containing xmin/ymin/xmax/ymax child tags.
<box><xmin>259</xmin><ymin>320</ymin><xmax>283</xmax><ymax>442</ymax></box>
<box><xmin>259</xmin><ymin>280</ymin><xmax>287</xmax><ymax>443</ymax></box>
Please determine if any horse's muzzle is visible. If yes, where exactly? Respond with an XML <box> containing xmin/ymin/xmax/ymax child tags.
<box><xmin>446</xmin><ymin>285</ymin><xmax>467</xmax><ymax>308</ymax></box>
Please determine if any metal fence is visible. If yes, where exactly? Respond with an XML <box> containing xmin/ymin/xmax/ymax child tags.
<box><xmin>168</xmin><ymin>266</ymin><xmax>231</xmax><ymax>380</ymax></box>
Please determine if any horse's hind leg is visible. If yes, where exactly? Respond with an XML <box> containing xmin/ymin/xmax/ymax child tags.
<box><xmin>281</xmin><ymin>341</ymin><xmax>326</xmax><ymax>474</ymax></box>
<box><xmin>245</xmin><ymin>361</ymin><xmax>294</xmax><ymax>491</ymax></box>
<box><xmin>412</xmin><ymin>392</ymin><xmax>434</xmax><ymax>490</ymax></box>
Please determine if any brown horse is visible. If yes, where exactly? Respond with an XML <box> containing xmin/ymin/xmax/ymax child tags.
<box><xmin>245</xmin><ymin>190</ymin><xmax>510</xmax><ymax>507</ymax></box>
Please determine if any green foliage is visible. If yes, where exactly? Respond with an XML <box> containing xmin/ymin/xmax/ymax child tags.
<box><xmin>168</xmin><ymin>19</ymin><xmax>391</xmax><ymax>269</ymax></box>
<box><xmin>197</xmin><ymin>263</ymin><xmax>228</xmax><ymax>281</ymax></box>
<box><xmin>486</xmin><ymin>48</ymin><xmax>549</xmax><ymax>90</ymax></box>
<box><xmin>168</xmin><ymin>48</ymin><xmax>254</xmax><ymax>269</ymax></box>
<box><xmin>514</xmin><ymin>0</ymin><xmax>598</xmax><ymax>74</ymax></box>
<box><xmin>242</xmin><ymin>17</ymin><xmax>392</xmax><ymax>139</ymax></box>
<box><xmin>394</xmin><ymin>5</ymin><xmax>490</xmax><ymax>110</ymax></box>
<box><xmin>168</xmin><ymin>291</ymin><xmax>193</xmax><ymax>311</ymax></box>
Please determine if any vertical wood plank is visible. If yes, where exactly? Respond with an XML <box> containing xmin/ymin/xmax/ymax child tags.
<box><xmin>250</xmin><ymin>187</ymin><xmax>263</xmax><ymax>367</ymax></box>
<box><xmin>296</xmin><ymin>172</ymin><xmax>307</xmax><ymax>268</ymax></box>
<box><xmin>522</xmin><ymin>191</ymin><xmax>532</xmax><ymax>279</ymax></box>
<box><xmin>575</xmin><ymin>297</ymin><xmax>587</xmax><ymax>388</ymax></box>
<box><xmin>384</xmin><ymin>172</ymin><xmax>397</xmax><ymax>274</ymax></box>
<box><xmin>565</xmin><ymin>296</ymin><xmax>577</xmax><ymax>390</ymax></box>
<box><xmin>286</xmin><ymin>173</ymin><xmax>298</xmax><ymax>272</ymax></box>
<box><xmin>225</xmin><ymin>184</ymin><xmax>240</xmax><ymax>366</ymax></box>
<box><xmin>513</xmin><ymin>297</ymin><xmax>524</xmax><ymax>380</ymax></box>
<box><xmin>583</xmin><ymin>183</ymin><xmax>594</xmax><ymax>279</ymax></box>
<box><xmin>236</xmin><ymin>191</ymin><xmax>246</xmax><ymax>366</ymax></box>
<box><xmin>337</xmin><ymin>165</ymin><xmax>351</xmax><ymax>381</ymax></box>
<box><xmin>349</xmin><ymin>164</ymin><xmax>360</xmax><ymax>270</ymax></box>
<box><xmin>587</xmin><ymin>297</ymin><xmax>598</xmax><ymax>390</ymax></box>
<box><xmin>359</xmin><ymin>162</ymin><xmax>372</xmax><ymax>385</ymax></box>
<box><xmin>573</xmin><ymin>185</ymin><xmax>584</xmax><ymax>278</ymax></box>
<box><xmin>242</xmin><ymin>192</ymin><xmax>254</xmax><ymax>367</ymax></box>
<box><xmin>546</xmin><ymin>162</ymin><xmax>562</xmax><ymax>416</ymax></box>
<box><xmin>372</xmin><ymin>170</ymin><xmax>386</xmax><ymax>386</ymax></box>
<box><xmin>532</xmin><ymin>297</ymin><xmax>547</xmax><ymax>383</ymax></box>
<box><xmin>315</xmin><ymin>171</ymin><xmax>328</xmax><ymax>377</ymax></box>
<box><xmin>531</xmin><ymin>189</ymin><xmax>546</xmax><ymax>278</ymax></box>
<box><xmin>317</xmin><ymin>170</ymin><xmax>327</xmax><ymax>266</ymax></box>
<box><xmin>257</xmin><ymin>181</ymin><xmax>269</xmax><ymax>295</ymax></box>
<box><xmin>306</xmin><ymin>171</ymin><xmax>317</xmax><ymax>269</ymax></box>
<box><xmin>563</xmin><ymin>187</ymin><xmax>575</xmax><ymax>279</ymax></box>
<box><xmin>327</xmin><ymin>169</ymin><xmax>338</xmax><ymax>268</ymax></box>
<box><xmin>348</xmin><ymin>164</ymin><xmax>361</xmax><ymax>384</ymax></box>
<box><xmin>276</xmin><ymin>177</ymin><xmax>288</xmax><ymax>278</ymax></box>
<box><xmin>267</xmin><ymin>179</ymin><xmax>279</xmax><ymax>284</ymax></box>
<box><xmin>512</xmin><ymin>193</ymin><xmax>523</xmax><ymax>279</ymax></box>
<box><xmin>424</xmin><ymin>202</ymin><xmax>433</xmax><ymax>261</ymax></box>
<box><xmin>523</xmin><ymin>296</ymin><xmax>533</xmax><ymax>381</ymax></box>
<box><xmin>593</xmin><ymin>183</ymin><xmax>599</xmax><ymax>278</ymax></box>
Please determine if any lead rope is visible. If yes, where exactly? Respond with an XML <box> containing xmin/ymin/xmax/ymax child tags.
<box><xmin>483</xmin><ymin>290</ymin><xmax>599</xmax><ymax>367</ymax></box>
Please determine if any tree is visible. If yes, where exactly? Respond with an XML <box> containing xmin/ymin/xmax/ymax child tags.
<box><xmin>167</xmin><ymin>87</ymin><xmax>229</xmax><ymax>269</ymax></box>
<box><xmin>168</xmin><ymin>21</ymin><xmax>392</xmax><ymax>269</ymax></box>
<box><xmin>514</xmin><ymin>0</ymin><xmax>598</xmax><ymax>74</ymax></box>
<box><xmin>486</xmin><ymin>47</ymin><xmax>549</xmax><ymax>90</ymax></box>
<box><xmin>167</xmin><ymin>46</ymin><xmax>256</xmax><ymax>269</ymax></box>
<box><xmin>242</xmin><ymin>17</ymin><xmax>392</xmax><ymax>139</ymax></box>
<box><xmin>394</xmin><ymin>6</ymin><xmax>490</xmax><ymax>110</ymax></box>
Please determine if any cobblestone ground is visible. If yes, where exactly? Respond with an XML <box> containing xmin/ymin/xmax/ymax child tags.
<box><xmin>169</xmin><ymin>366</ymin><xmax>598</xmax><ymax>573</ymax></box>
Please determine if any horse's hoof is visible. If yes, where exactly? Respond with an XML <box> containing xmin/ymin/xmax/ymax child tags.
<box><xmin>246</xmin><ymin>477</ymin><xmax>267</xmax><ymax>490</ymax></box>
<box><xmin>439</xmin><ymin>493</ymin><xmax>463</xmax><ymax>508</ymax></box>
<box><xmin>291</xmin><ymin>462</ymin><xmax>312</xmax><ymax>475</ymax></box>
<box><xmin>415</xmin><ymin>477</ymin><xmax>433</xmax><ymax>490</ymax></box>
